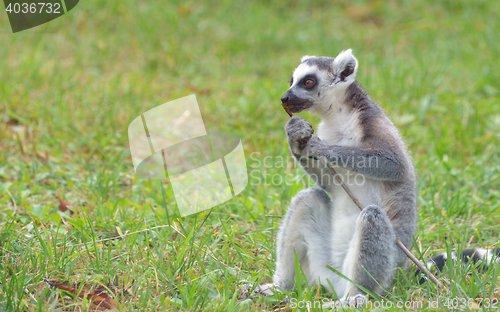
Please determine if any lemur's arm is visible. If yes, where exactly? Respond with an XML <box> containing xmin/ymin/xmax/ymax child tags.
<box><xmin>285</xmin><ymin>117</ymin><xmax>334</xmax><ymax>188</ymax></box>
<box><xmin>286</xmin><ymin>116</ymin><xmax>405</xmax><ymax>182</ymax></box>
<box><xmin>304</xmin><ymin>136</ymin><xmax>405</xmax><ymax>181</ymax></box>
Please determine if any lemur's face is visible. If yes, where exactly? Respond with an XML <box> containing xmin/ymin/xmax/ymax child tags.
<box><xmin>281</xmin><ymin>50</ymin><xmax>358</xmax><ymax>116</ymax></box>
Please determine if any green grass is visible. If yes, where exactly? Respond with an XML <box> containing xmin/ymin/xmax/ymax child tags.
<box><xmin>1</xmin><ymin>0</ymin><xmax>500</xmax><ymax>310</ymax></box>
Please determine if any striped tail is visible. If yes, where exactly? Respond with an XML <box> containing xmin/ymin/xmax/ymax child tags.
<box><xmin>416</xmin><ymin>247</ymin><xmax>500</xmax><ymax>284</ymax></box>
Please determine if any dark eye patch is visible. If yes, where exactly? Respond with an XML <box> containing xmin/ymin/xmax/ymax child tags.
<box><xmin>298</xmin><ymin>74</ymin><xmax>318</xmax><ymax>90</ymax></box>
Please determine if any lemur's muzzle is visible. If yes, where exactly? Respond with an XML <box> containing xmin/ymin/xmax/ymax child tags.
<box><xmin>281</xmin><ymin>92</ymin><xmax>291</xmax><ymax>104</ymax></box>
<box><xmin>281</xmin><ymin>90</ymin><xmax>299</xmax><ymax>108</ymax></box>
<box><xmin>280</xmin><ymin>91</ymin><xmax>313</xmax><ymax>113</ymax></box>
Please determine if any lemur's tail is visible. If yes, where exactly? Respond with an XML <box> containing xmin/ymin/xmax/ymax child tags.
<box><xmin>416</xmin><ymin>247</ymin><xmax>500</xmax><ymax>284</ymax></box>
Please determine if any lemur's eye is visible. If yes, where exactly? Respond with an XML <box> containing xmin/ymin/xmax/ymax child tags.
<box><xmin>304</xmin><ymin>79</ymin><xmax>315</xmax><ymax>87</ymax></box>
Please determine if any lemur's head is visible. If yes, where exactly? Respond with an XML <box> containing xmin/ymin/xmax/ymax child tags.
<box><xmin>281</xmin><ymin>49</ymin><xmax>358</xmax><ymax>115</ymax></box>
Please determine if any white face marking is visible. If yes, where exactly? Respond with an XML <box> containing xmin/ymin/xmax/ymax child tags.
<box><xmin>287</xmin><ymin>63</ymin><xmax>334</xmax><ymax>116</ymax></box>
<box><xmin>287</xmin><ymin>54</ymin><xmax>359</xmax><ymax>118</ymax></box>
<box><xmin>284</xmin><ymin>51</ymin><xmax>362</xmax><ymax>136</ymax></box>
<box><xmin>290</xmin><ymin>63</ymin><xmax>315</xmax><ymax>88</ymax></box>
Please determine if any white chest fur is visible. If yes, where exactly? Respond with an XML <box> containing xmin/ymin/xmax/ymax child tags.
<box><xmin>315</xmin><ymin>109</ymin><xmax>384</xmax><ymax>268</ymax></box>
<box><xmin>316</xmin><ymin>109</ymin><xmax>363</xmax><ymax>147</ymax></box>
<box><xmin>328</xmin><ymin>173</ymin><xmax>383</xmax><ymax>268</ymax></box>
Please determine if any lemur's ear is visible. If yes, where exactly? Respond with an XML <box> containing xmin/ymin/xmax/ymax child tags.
<box><xmin>301</xmin><ymin>55</ymin><xmax>314</xmax><ymax>62</ymax></box>
<box><xmin>332</xmin><ymin>49</ymin><xmax>358</xmax><ymax>82</ymax></box>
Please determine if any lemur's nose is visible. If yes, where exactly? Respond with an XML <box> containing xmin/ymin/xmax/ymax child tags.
<box><xmin>281</xmin><ymin>94</ymin><xmax>289</xmax><ymax>103</ymax></box>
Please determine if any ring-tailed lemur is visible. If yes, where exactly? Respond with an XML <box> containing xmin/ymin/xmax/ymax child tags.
<box><xmin>248</xmin><ymin>49</ymin><xmax>417</xmax><ymax>304</ymax></box>
<box><xmin>243</xmin><ymin>50</ymin><xmax>500</xmax><ymax>303</ymax></box>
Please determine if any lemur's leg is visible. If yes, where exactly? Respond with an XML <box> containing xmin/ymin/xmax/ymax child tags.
<box><xmin>257</xmin><ymin>187</ymin><xmax>341</xmax><ymax>295</ymax></box>
<box><xmin>341</xmin><ymin>205</ymin><xmax>397</xmax><ymax>298</ymax></box>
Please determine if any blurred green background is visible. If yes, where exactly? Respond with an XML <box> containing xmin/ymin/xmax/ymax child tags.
<box><xmin>1</xmin><ymin>0</ymin><xmax>500</xmax><ymax>310</ymax></box>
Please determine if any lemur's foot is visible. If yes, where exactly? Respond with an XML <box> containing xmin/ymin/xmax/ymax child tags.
<box><xmin>322</xmin><ymin>294</ymin><xmax>367</xmax><ymax>309</ymax></box>
<box><xmin>239</xmin><ymin>282</ymin><xmax>290</xmax><ymax>304</ymax></box>
<box><xmin>285</xmin><ymin>116</ymin><xmax>313</xmax><ymax>155</ymax></box>
<box><xmin>239</xmin><ymin>283</ymin><xmax>277</xmax><ymax>299</ymax></box>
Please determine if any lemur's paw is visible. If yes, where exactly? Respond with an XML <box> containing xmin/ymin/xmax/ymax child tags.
<box><xmin>302</xmin><ymin>135</ymin><xmax>328</xmax><ymax>159</ymax></box>
<box><xmin>285</xmin><ymin>117</ymin><xmax>313</xmax><ymax>154</ymax></box>
<box><xmin>239</xmin><ymin>283</ymin><xmax>278</xmax><ymax>299</ymax></box>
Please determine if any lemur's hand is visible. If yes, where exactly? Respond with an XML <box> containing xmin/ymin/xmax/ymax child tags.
<box><xmin>303</xmin><ymin>136</ymin><xmax>329</xmax><ymax>159</ymax></box>
<box><xmin>285</xmin><ymin>117</ymin><xmax>313</xmax><ymax>155</ymax></box>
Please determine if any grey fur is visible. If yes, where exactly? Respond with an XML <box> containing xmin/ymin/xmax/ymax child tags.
<box><xmin>257</xmin><ymin>50</ymin><xmax>417</xmax><ymax>302</ymax></box>
<box><xmin>302</xmin><ymin>56</ymin><xmax>335</xmax><ymax>71</ymax></box>
<box><xmin>352</xmin><ymin>205</ymin><xmax>396</xmax><ymax>294</ymax></box>
<box><xmin>274</xmin><ymin>187</ymin><xmax>333</xmax><ymax>291</ymax></box>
